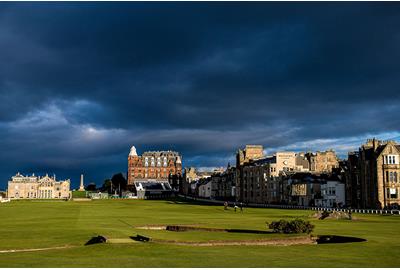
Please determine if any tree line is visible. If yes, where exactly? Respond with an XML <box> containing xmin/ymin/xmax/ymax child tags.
<box><xmin>85</xmin><ymin>173</ymin><xmax>128</xmax><ymax>195</ymax></box>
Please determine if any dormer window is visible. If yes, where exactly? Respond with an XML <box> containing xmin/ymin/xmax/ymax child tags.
<box><xmin>385</xmin><ymin>155</ymin><xmax>398</xmax><ymax>165</ymax></box>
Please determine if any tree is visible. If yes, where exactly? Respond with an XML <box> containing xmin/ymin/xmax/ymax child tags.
<box><xmin>100</xmin><ymin>179</ymin><xmax>111</xmax><ymax>193</ymax></box>
<box><xmin>86</xmin><ymin>182</ymin><xmax>97</xmax><ymax>191</ymax></box>
<box><xmin>111</xmin><ymin>173</ymin><xmax>127</xmax><ymax>195</ymax></box>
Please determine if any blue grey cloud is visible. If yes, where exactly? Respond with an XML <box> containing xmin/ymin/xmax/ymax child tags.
<box><xmin>0</xmin><ymin>2</ymin><xmax>399</xmax><ymax>188</ymax></box>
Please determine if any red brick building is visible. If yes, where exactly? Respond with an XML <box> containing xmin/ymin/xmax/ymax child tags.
<box><xmin>127</xmin><ymin>146</ymin><xmax>182</xmax><ymax>185</ymax></box>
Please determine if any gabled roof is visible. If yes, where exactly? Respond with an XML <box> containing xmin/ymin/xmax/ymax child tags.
<box><xmin>396</xmin><ymin>145</ymin><xmax>400</xmax><ymax>153</ymax></box>
<box><xmin>375</xmin><ymin>144</ymin><xmax>387</xmax><ymax>157</ymax></box>
<box><xmin>376</xmin><ymin>142</ymin><xmax>400</xmax><ymax>159</ymax></box>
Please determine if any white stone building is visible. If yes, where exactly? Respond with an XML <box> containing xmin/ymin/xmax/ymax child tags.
<box><xmin>7</xmin><ymin>173</ymin><xmax>71</xmax><ymax>199</ymax></box>
<box><xmin>198</xmin><ymin>179</ymin><xmax>212</xmax><ymax>198</ymax></box>
<box><xmin>315</xmin><ymin>181</ymin><xmax>345</xmax><ymax>208</ymax></box>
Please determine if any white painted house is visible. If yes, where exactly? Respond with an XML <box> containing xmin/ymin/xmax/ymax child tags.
<box><xmin>198</xmin><ymin>179</ymin><xmax>212</xmax><ymax>198</ymax></box>
<box><xmin>315</xmin><ymin>181</ymin><xmax>345</xmax><ymax>207</ymax></box>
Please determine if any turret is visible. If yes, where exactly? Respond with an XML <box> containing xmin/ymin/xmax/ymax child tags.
<box><xmin>129</xmin><ymin>146</ymin><xmax>138</xmax><ymax>156</ymax></box>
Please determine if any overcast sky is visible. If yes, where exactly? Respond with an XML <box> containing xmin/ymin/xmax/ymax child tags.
<box><xmin>0</xmin><ymin>2</ymin><xmax>399</xmax><ymax>189</ymax></box>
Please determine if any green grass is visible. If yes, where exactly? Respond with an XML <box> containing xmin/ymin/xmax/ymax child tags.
<box><xmin>0</xmin><ymin>198</ymin><xmax>399</xmax><ymax>267</ymax></box>
<box><xmin>71</xmin><ymin>190</ymin><xmax>87</xmax><ymax>198</ymax></box>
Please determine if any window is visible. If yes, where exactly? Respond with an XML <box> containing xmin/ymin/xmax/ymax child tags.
<box><xmin>390</xmin><ymin>188</ymin><xmax>398</xmax><ymax>199</ymax></box>
<box><xmin>389</xmin><ymin>172</ymin><xmax>398</xmax><ymax>182</ymax></box>
<box><xmin>385</xmin><ymin>155</ymin><xmax>399</xmax><ymax>165</ymax></box>
<box><xmin>163</xmin><ymin>157</ymin><xmax>167</xmax><ymax>167</ymax></box>
<box><xmin>390</xmin><ymin>172</ymin><xmax>394</xmax><ymax>182</ymax></box>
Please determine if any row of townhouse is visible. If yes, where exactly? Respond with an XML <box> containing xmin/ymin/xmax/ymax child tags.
<box><xmin>182</xmin><ymin>138</ymin><xmax>400</xmax><ymax>210</ymax></box>
<box><xmin>183</xmin><ymin>144</ymin><xmax>344</xmax><ymax>208</ymax></box>
<box><xmin>234</xmin><ymin>145</ymin><xmax>344</xmax><ymax>207</ymax></box>
<box><xmin>182</xmin><ymin>166</ymin><xmax>236</xmax><ymax>201</ymax></box>
<box><xmin>344</xmin><ymin>138</ymin><xmax>400</xmax><ymax>209</ymax></box>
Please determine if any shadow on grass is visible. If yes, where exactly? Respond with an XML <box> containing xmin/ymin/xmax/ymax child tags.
<box><xmin>162</xmin><ymin>197</ymin><xmax>222</xmax><ymax>206</ymax></box>
<box><xmin>226</xmin><ymin>229</ymin><xmax>274</xmax><ymax>234</ymax></box>
<box><xmin>317</xmin><ymin>235</ymin><xmax>366</xmax><ymax>244</ymax></box>
<box><xmin>85</xmin><ymin>235</ymin><xmax>107</xmax><ymax>245</ymax></box>
<box><xmin>130</xmin><ymin>235</ymin><xmax>151</xmax><ymax>242</ymax></box>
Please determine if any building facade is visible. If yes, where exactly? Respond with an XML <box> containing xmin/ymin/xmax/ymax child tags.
<box><xmin>315</xmin><ymin>181</ymin><xmax>345</xmax><ymax>208</ymax></box>
<box><xmin>7</xmin><ymin>173</ymin><xmax>71</xmax><ymax>199</ymax></box>
<box><xmin>306</xmin><ymin>150</ymin><xmax>339</xmax><ymax>173</ymax></box>
<box><xmin>134</xmin><ymin>180</ymin><xmax>174</xmax><ymax>199</ymax></box>
<box><xmin>240</xmin><ymin>159</ymin><xmax>270</xmax><ymax>203</ymax></box>
<box><xmin>347</xmin><ymin>139</ymin><xmax>400</xmax><ymax>209</ymax></box>
<box><xmin>182</xmin><ymin>167</ymin><xmax>215</xmax><ymax>195</ymax></box>
<box><xmin>344</xmin><ymin>152</ymin><xmax>361</xmax><ymax>208</ymax></box>
<box><xmin>236</xmin><ymin>148</ymin><xmax>312</xmax><ymax>204</ymax></box>
<box><xmin>127</xmin><ymin>146</ymin><xmax>182</xmax><ymax>186</ymax></box>
<box><xmin>207</xmin><ymin>166</ymin><xmax>236</xmax><ymax>200</ymax></box>
<box><xmin>197</xmin><ymin>179</ymin><xmax>213</xmax><ymax>198</ymax></box>
<box><xmin>285</xmin><ymin>173</ymin><xmax>323</xmax><ymax>207</ymax></box>
<box><xmin>236</xmin><ymin>145</ymin><xmax>265</xmax><ymax>201</ymax></box>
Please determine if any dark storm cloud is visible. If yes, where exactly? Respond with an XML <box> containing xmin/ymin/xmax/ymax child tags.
<box><xmin>0</xmin><ymin>2</ymin><xmax>400</xmax><ymax>188</ymax></box>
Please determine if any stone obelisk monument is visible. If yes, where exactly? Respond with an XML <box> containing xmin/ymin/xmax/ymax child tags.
<box><xmin>78</xmin><ymin>174</ymin><xmax>85</xmax><ymax>191</ymax></box>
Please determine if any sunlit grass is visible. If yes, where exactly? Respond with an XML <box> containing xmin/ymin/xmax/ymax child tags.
<box><xmin>0</xmin><ymin>199</ymin><xmax>399</xmax><ymax>267</ymax></box>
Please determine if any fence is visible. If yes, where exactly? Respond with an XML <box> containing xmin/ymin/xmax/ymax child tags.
<box><xmin>178</xmin><ymin>195</ymin><xmax>400</xmax><ymax>215</ymax></box>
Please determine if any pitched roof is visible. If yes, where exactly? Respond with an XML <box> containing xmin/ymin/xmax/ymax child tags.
<box><xmin>375</xmin><ymin>144</ymin><xmax>387</xmax><ymax>157</ymax></box>
<box><xmin>395</xmin><ymin>145</ymin><xmax>400</xmax><ymax>153</ymax></box>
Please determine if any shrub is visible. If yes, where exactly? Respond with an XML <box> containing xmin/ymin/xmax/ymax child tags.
<box><xmin>267</xmin><ymin>218</ymin><xmax>314</xmax><ymax>234</ymax></box>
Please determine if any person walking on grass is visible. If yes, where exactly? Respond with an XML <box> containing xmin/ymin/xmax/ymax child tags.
<box><xmin>224</xmin><ymin>201</ymin><xmax>228</xmax><ymax>210</ymax></box>
<box><xmin>240</xmin><ymin>202</ymin><xmax>243</xmax><ymax>212</ymax></box>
